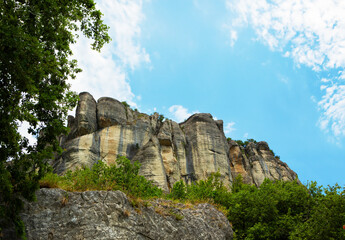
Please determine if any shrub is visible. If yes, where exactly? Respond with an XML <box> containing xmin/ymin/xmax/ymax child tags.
<box><xmin>187</xmin><ymin>172</ymin><xmax>224</xmax><ymax>201</ymax></box>
<box><xmin>158</xmin><ymin>114</ymin><xmax>165</xmax><ymax>123</ymax></box>
<box><xmin>236</xmin><ymin>140</ymin><xmax>245</xmax><ymax>146</ymax></box>
<box><xmin>169</xmin><ymin>180</ymin><xmax>187</xmax><ymax>200</ymax></box>
<box><xmin>40</xmin><ymin>156</ymin><xmax>162</xmax><ymax>198</ymax></box>
<box><xmin>121</xmin><ymin>101</ymin><xmax>130</xmax><ymax>108</ymax></box>
<box><xmin>168</xmin><ymin>172</ymin><xmax>229</xmax><ymax>206</ymax></box>
<box><xmin>246</xmin><ymin>139</ymin><xmax>257</xmax><ymax>144</ymax></box>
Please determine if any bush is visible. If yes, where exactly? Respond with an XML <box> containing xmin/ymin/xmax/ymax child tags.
<box><xmin>121</xmin><ymin>101</ymin><xmax>130</xmax><ymax>108</ymax></box>
<box><xmin>169</xmin><ymin>180</ymin><xmax>187</xmax><ymax>200</ymax></box>
<box><xmin>168</xmin><ymin>172</ymin><xmax>230</xmax><ymax>205</ymax></box>
<box><xmin>187</xmin><ymin>172</ymin><xmax>225</xmax><ymax>201</ymax></box>
<box><xmin>40</xmin><ymin>156</ymin><xmax>162</xmax><ymax>198</ymax></box>
<box><xmin>158</xmin><ymin>114</ymin><xmax>165</xmax><ymax>123</ymax></box>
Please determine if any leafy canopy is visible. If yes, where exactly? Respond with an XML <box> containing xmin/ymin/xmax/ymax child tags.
<box><xmin>169</xmin><ymin>174</ymin><xmax>345</xmax><ymax>240</ymax></box>
<box><xmin>0</xmin><ymin>0</ymin><xmax>110</xmax><ymax>237</ymax></box>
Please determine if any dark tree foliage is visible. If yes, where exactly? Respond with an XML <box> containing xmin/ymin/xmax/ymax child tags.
<box><xmin>227</xmin><ymin>178</ymin><xmax>345</xmax><ymax>240</ymax></box>
<box><xmin>0</xmin><ymin>0</ymin><xmax>110</xmax><ymax>237</ymax></box>
<box><xmin>169</xmin><ymin>174</ymin><xmax>345</xmax><ymax>240</ymax></box>
<box><xmin>235</xmin><ymin>138</ymin><xmax>257</xmax><ymax>148</ymax></box>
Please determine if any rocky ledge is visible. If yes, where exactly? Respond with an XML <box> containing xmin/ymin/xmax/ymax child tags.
<box><xmin>4</xmin><ymin>188</ymin><xmax>233</xmax><ymax>240</ymax></box>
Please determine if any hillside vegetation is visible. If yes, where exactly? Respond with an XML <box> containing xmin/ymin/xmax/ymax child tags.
<box><xmin>41</xmin><ymin>156</ymin><xmax>345</xmax><ymax>240</ymax></box>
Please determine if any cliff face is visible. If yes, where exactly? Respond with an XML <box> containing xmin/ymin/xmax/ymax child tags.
<box><xmin>4</xmin><ymin>188</ymin><xmax>233</xmax><ymax>240</ymax></box>
<box><xmin>54</xmin><ymin>92</ymin><xmax>298</xmax><ymax>190</ymax></box>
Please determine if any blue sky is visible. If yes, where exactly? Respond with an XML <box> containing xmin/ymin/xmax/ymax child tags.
<box><xmin>68</xmin><ymin>0</ymin><xmax>345</xmax><ymax>187</ymax></box>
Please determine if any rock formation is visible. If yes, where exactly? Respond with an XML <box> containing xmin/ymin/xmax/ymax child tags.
<box><xmin>3</xmin><ymin>188</ymin><xmax>233</xmax><ymax>240</ymax></box>
<box><xmin>53</xmin><ymin>92</ymin><xmax>298</xmax><ymax>190</ymax></box>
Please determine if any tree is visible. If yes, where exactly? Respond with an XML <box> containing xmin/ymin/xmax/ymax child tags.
<box><xmin>227</xmin><ymin>179</ymin><xmax>312</xmax><ymax>240</ymax></box>
<box><xmin>290</xmin><ymin>183</ymin><xmax>345</xmax><ymax>240</ymax></box>
<box><xmin>0</xmin><ymin>0</ymin><xmax>110</xmax><ymax>237</ymax></box>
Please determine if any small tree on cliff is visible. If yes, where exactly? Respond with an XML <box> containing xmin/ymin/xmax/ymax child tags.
<box><xmin>0</xmin><ymin>0</ymin><xmax>110</xmax><ymax>237</ymax></box>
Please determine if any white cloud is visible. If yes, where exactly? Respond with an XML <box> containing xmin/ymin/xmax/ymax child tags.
<box><xmin>227</xmin><ymin>0</ymin><xmax>345</xmax><ymax>71</ymax></box>
<box><xmin>18</xmin><ymin>121</ymin><xmax>37</xmax><ymax>147</ymax></box>
<box><xmin>97</xmin><ymin>0</ymin><xmax>150</xmax><ymax>70</ymax></box>
<box><xmin>243</xmin><ymin>132</ymin><xmax>249</xmax><ymax>139</ymax></box>
<box><xmin>70</xmin><ymin>37</ymin><xmax>137</xmax><ymax>105</ymax></box>
<box><xmin>69</xmin><ymin>0</ymin><xmax>150</xmax><ymax>107</ymax></box>
<box><xmin>168</xmin><ymin>105</ymin><xmax>199</xmax><ymax>122</ymax></box>
<box><xmin>230</xmin><ymin>30</ymin><xmax>238</xmax><ymax>47</ymax></box>
<box><xmin>340</xmin><ymin>71</ymin><xmax>345</xmax><ymax>80</ymax></box>
<box><xmin>224</xmin><ymin>122</ymin><xmax>236</xmax><ymax>134</ymax></box>
<box><xmin>318</xmin><ymin>83</ymin><xmax>345</xmax><ymax>138</ymax></box>
<box><xmin>278</xmin><ymin>74</ymin><xmax>289</xmax><ymax>85</ymax></box>
<box><xmin>310</xmin><ymin>95</ymin><xmax>317</xmax><ymax>103</ymax></box>
<box><xmin>227</xmin><ymin>0</ymin><xmax>345</xmax><ymax>138</ymax></box>
<box><xmin>321</xmin><ymin>78</ymin><xmax>331</xmax><ymax>83</ymax></box>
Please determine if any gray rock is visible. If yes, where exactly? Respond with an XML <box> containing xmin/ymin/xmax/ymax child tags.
<box><xmin>68</xmin><ymin>92</ymin><xmax>97</xmax><ymax>139</ymax></box>
<box><xmin>132</xmin><ymin>137</ymin><xmax>169</xmax><ymax>191</ymax></box>
<box><xmin>241</xmin><ymin>141</ymin><xmax>298</xmax><ymax>186</ymax></box>
<box><xmin>257</xmin><ymin>141</ymin><xmax>270</xmax><ymax>151</ymax></box>
<box><xmin>181</xmin><ymin>114</ymin><xmax>232</xmax><ymax>186</ymax></box>
<box><xmin>4</xmin><ymin>189</ymin><xmax>233</xmax><ymax>240</ymax></box>
<box><xmin>157</xmin><ymin>120</ymin><xmax>173</xmax><ymax>146</ymax></box>
<box><xmin>171</xmin><ymin>121</ymin><xmax>188</xmax><ymax>177</ymax></box>
<box><xmin>215</xmin><ymin>120</ymin><xmax>224</xmax><ymax>132</ymax></box>
<box><xmin>97</xmin><ymin>97</ymin><xmax>127</xmax><ymax>128</ymax></box>
<box><xmin>67</xmin><ymin>115</ymin><xmax>75</xmax><ymax>128</ymax></box>
<box><xmin>228</xmin><ymin>142</ymin><xmax>253</xmax><ymax>185</ymax></box>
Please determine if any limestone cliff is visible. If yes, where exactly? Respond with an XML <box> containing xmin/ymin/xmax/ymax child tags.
<box><xmin>54</xmin><ymin>92</ymin><xmax>298</xmax><ymax>190</ymax></box>
<box><xmin>4</xmin><ymin>188</ymin><xmax>233</xmax><ymax>240</ymax></box>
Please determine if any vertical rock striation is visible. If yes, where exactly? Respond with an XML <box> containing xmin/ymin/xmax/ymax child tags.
<box><xmin>53</xmin><ymin>92</ymin><xmax>298</xmax><ymax>189</ymax></box>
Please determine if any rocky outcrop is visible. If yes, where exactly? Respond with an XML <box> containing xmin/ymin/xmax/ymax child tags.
<box><xmin>228</xmin><ymin>140</ymin><xmax>253</xmax><ymax>184</ymax></box>
<box><xmin>67</xmin><ymin>92</ymin><xmax>97</xmax><ymax>140</ymax></box>
<box><xmin>54</xmin><ymin>92</ymin><xmax>298</xmax><ymax>189</ymax></box>
<box><xmin>4</xmin><ymin>188</ymin><xmax>233</xmax><ymax>240</ymax></box>
<box><xmin>97</xmin><ymin>97</ymin><xmax>127</xmax><ymax>128</ymax></box>
<box><xmin>180</xmin><ymin>114</ymin><xmax>232</xmax><ymax>186</ymax></box>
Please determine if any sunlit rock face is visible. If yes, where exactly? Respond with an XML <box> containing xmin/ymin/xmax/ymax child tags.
<box><xmin>53</xmin><ymin>92</ymin><xmax>298</xmax><ymax>189</ymax></box>
<box><xmin>180</xmin><ymin>114</ymin><xmax>232</xmax><ymax>187</ymax></box>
